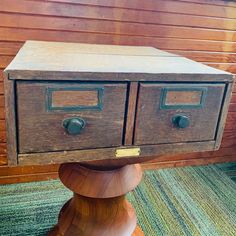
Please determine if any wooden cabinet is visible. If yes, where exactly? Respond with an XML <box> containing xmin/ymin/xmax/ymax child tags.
<box><xmin>4</xmin><ymin>40</ymin><xmax>235</xmax><ymax>236</ymax></box>
<box><xmin>4</xmin><ymin>41</ymin><xmax>234</xmax><ymax>166</ymax></box>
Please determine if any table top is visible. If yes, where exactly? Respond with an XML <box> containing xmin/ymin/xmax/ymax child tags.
<box><xmin>5</xmin><ymin>41</ymin><xmax>232</xmax><ymax>81</ymax></box>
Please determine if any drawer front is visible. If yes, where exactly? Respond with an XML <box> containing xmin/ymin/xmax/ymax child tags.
<box><xmin>17</xmin><ymin>82</ymin><xmax>127</xmax><ymax>153</ymax></box>
<box><xmin>134</xmin><ymin>83</ymin><xmax>225</xmax><ymax>145</ymax></box>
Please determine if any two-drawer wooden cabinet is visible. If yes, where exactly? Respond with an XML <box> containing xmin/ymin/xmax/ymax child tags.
<box><xmin>4</xmin><ymin>41</ymin><xmax>234</xmax><ymax>236</ymax></box>
<box><xmin>4</xmin><ymin>41</ymin><xmax>234</xmax><ymax>166</ymax></box>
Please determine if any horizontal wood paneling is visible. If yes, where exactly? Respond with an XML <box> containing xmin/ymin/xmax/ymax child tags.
<box><xmin>168</xmin><ymin>50</ymin><xmax>236</xmax><ymax>63</ymax></box>
<box><xmin>0</xmin><ymin>1</ymin><xmax>236</xmax><ymax>30</ymax></box>
<box><xmin>0</xmin><ymin>56</ymin><xmax>13</xmax><ymax>69</ymax></box>
<box><xmin>0</xmin><ymin>0</ymin><xmax>236</xmax><ymax>183</ymax></box>
<box><xmin>40</xmin><ymin>0</ymin><xmax>236</xmax><ymax>19</ymax></box>
<box><xmin>178</xmin><ymin>0</ymin><xmax>236</xmax><ymax>8</ymax></box>
<box><xmin>205</xmin><ymin>63</ymin><xmax>236</xmax><ymax>74</ymax></box>
<box><xmin>142</xmin><ymin>155</ymin><xmax>236</xmax><ymax>170</ymax></box>
<box><xmin>1</xmin><ymin>24</ymin><xmax>236</xmax><ymax>42</ymax></box>
<box><xmin>0</xmin><ymin>164</ymin><xmax>59</xmax><ymax>184</ymax></box>
<box><xmin>0</xmin><ymin>42</ymin><xmax>22</xmax><ymax>56</ymax></box>
<box><xmin>0</xmin><ymin>35</ymin><xmax>236</xmax><ymax>57</ymax></box>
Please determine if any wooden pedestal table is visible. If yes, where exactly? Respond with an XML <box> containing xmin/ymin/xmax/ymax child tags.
<box><xmin>49</xmin><ymin>163</ymin><xmax>144</xmax><ymax>236</ymax></box>
<box><xmin>5</xmin><ymin>41</ymin><xmax>233</xmax><ymax>236</ymax></box>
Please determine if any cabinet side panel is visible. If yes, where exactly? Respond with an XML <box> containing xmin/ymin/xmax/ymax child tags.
<box><xmin>215</xmin><ymin>80</ymin><xmax>234</xmax><ymax>150</ymax></box>
<box><xmin>3</xmin><ymin>74</ymin><xmax>17</xmax><ymax>165</ymax></box>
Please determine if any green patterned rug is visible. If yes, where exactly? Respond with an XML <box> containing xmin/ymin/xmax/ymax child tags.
<box><xmin>216</xmin><ymin>162</ymin><xmax>236</xmax><ymax>183</ymax></box>
<box><xmin>0</xmin><ymin>163</ymin><xmax>236</xmax><ymax>236</ymax></box>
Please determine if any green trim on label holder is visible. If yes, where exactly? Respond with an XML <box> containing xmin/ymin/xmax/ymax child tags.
<box><xmin>46</xmin><ymin>87</ymin><xmax>104</xmax><ymax>112</ymax></box>
<box><xmin>160</xmin><ymin>87</ymin><xmax>207</xmax><ymax>110</ymax></box>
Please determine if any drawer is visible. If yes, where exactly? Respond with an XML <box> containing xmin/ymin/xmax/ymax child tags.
<box><xmin>17</xmin><ymin>82</ymin><xmax>127</xmax><ymax>153</ymax></box>
<box><xmin>134</xmin><ymin>83</ymin><xmax>225</xmax><ymax>145</ymax></box>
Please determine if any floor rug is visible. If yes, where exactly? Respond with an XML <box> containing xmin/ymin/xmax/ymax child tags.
<box><xmin>0</xmin><ymin>163</ymin><xmax>236</xmax><ymax>236</ymax></box>
<box><xmin>216</xmin><ymin>162</ymin><xmax>236</xmax><ymax>183</ymax></box>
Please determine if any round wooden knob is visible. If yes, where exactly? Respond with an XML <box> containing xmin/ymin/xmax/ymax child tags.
<box><xmin>172</xmin><ymin>115</ymin><xmax>190</xmax><ymax>128</ymax></box>
<box><xmin>63</xmin><ymin>117</ymin><xmax>86</xmax><ymax>135</ymax></box>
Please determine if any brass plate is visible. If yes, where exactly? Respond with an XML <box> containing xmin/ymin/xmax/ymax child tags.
<box><xmin>115</xmin><ymin>148</ymin><xmax>141</xmax><ymax>158</ymax></box>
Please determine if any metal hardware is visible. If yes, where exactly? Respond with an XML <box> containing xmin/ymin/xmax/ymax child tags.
<box><xmin>63</xmin><ymin>117</ymin><xmax>86</xmax><ymax>135</ymax></box>
<box><xmin>115</xmin><ymin>148</ymin><xmax>141</xmax><ymax>158</ymax></box>
<box><xmin>172</xmin><ymin>115</ymin><xmax>190</xmax><ymax>129</ymax></box>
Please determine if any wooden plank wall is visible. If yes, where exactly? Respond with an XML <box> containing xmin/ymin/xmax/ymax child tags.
<box><xmin>1</xmin><ymin>0</ymin><xmax>236</xmax><ymax>184</ymax></box>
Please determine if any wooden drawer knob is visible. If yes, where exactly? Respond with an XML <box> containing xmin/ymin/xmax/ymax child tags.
<box><xmin>172</xmin><ymin>115</ymin><xmax>190</xmax><ymax>129</ymax></box>
<box><xmin>63</xmin><ymin>117</ymin><xmax>86</xmax><ymax>135</ymax></box>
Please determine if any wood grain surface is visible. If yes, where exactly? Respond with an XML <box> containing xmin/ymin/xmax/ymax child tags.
<box><xmin>18</xmin><ymin>141</ymin><xmax>216</xmax><ymax>166</ymax></box>
<box><xmin>165</xmin><ymin>90</ymin><xmax>202</xmax><ymax>105</ymax></box>
<box><xmin>3</xmin><ymin>77</ymin><xmax>17</xmax><ymax>165</ymax></box>
<box><xmin>59</xmin><ymin>163</ymin><xmax>142</xmax><ymax>198</ymax></box>
<box><xmin>6</xmin><ymin>41</ymin><xmax>230</xmax><ymax>77</ymax></box>
<box><xmin>49</xmin><ymin>163</ymin><xmax>143</xmax><ymax>236</ymax></box>
<box><xmin>52</xmin><ymin>90</ymin><xmax>99</xmax><ymax>108</ymax></box>
<box><xmin>17</xmin><ymin>82</ymin><xmax>127</xmax><ymax>153</ymax></box>
<box><xmin>1</xmin><ymin>0</ymin><xmax>236</xmax><ymax>183</ymax></box>
<box><xmin>134</xmin><ymin>83</ymin><xmax>225</xmax><ymax>145</ymax></box>
<box><xmin>125</xmin><ymin>82</ymin><xmax>139</xmax><ymax>145</ymax></box>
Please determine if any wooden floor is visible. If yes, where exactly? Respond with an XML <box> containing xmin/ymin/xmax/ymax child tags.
<box><xmin>0</xmin><ymin>0</ymin><xmax>236</xmax><ymax>184</ymax></box>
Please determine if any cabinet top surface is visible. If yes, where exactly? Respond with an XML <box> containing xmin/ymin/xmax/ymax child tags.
<box><xmin>5</xmin><ymin>40</ymin><xmax>232</xmax><ymax>79</ymax></box>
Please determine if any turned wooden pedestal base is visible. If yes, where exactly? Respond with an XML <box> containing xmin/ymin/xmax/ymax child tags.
<box><xmin>49</xmin><ymin>163</ymin><xmax>144</xmax><ymax>236</ymax></box>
